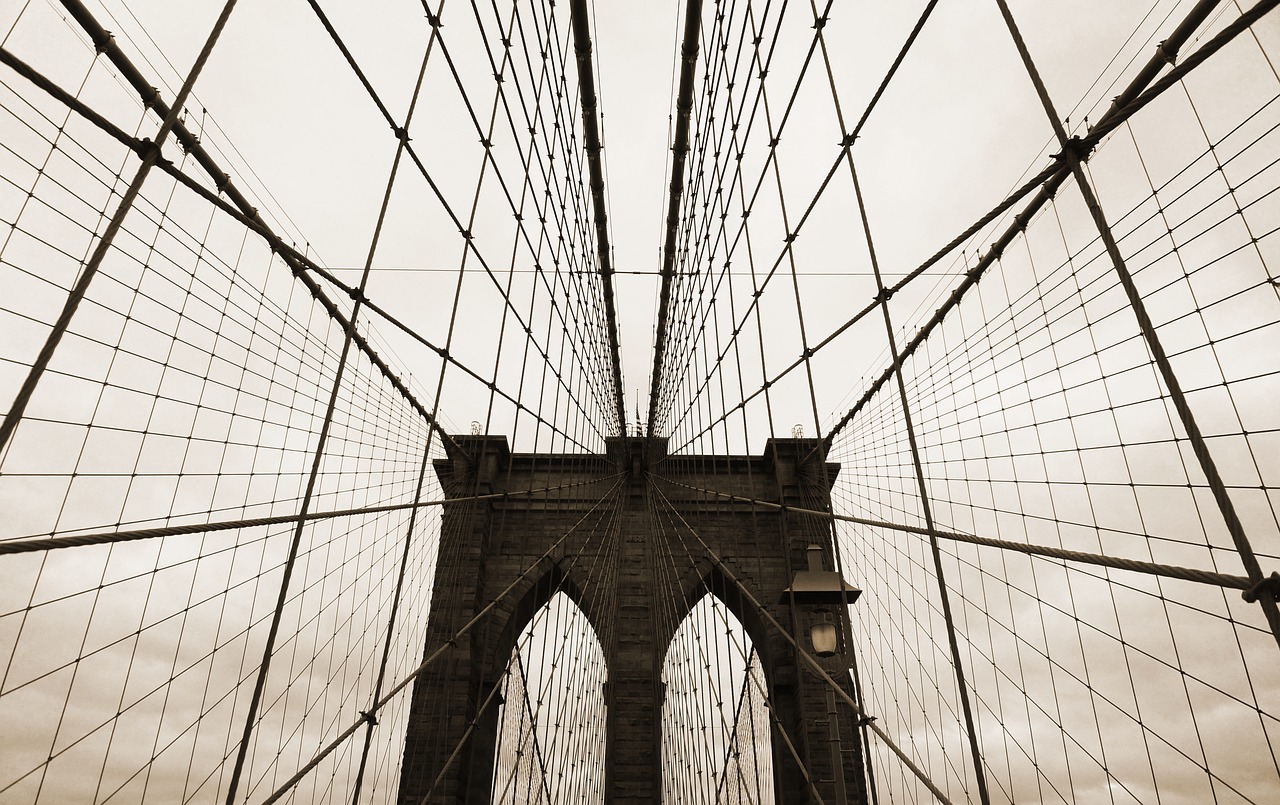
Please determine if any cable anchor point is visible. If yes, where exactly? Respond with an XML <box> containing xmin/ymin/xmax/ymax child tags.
<box><xmin>1242</xmin><ymin>572</ymin><xmax>1280</xmax><ymax>604</ymax></box>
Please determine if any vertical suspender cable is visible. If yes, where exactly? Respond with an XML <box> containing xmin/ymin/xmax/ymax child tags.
<box><xmin>0</xmin><ymin>0</ymin><xmax>240</xmax><ymax>456</ymax></box>
<box><xmin>991</xmin><ymin>0</ymin><xmax>1280</xmax><ymax>651</ymax></box>
<box><xmin>821</xmin><ymin>0</ymin><xmax>1233</xmax><ymax>454</ymax></box>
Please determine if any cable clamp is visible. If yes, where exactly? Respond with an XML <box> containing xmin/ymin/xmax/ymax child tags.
<box><xmin>875</xmin><ymin>286</ymin><xmax>895</xmax><ymax>303</ymax></box>
<box><xmin>840</xmin><ymin>132</ymin><xmax>856</xmax><ymax>148</ymax></box>
<box><xmin>360</xmin><ymin>710</ymin><xmax>378</xmax><ymax>727</ymax></box>
<box><xmin>1155</xmin><ymin>39</ymin><xmax>1177</xmax><ymax>66</ymax></box>
<box><xmin>1242</xmin><ymin>571</ymin><xmax>1280</xmax><ymax>603</ymax></box>
<box><xmin>95</xmin><ymin>31</ymin><xmax>115</xmax><ymax>55</ymax></box>
<box><xmin>1052</xmin><ymin>135</ymin><xmax>1092</xmax><ymax>164</ymax></box>
<box><xmin>393</xmin><ymin>126</ymin><xmax>410</xmax><ymax>143</ymax></box>
<box><xmin>854</xmin><ymin>715</ymin><xmax>877</xmax><ymax>727</ymax></box>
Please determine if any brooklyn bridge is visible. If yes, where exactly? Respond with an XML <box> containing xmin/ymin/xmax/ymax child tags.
<box><xmin>1</xmin><ymin>0</ymin><xmax>1279</xmax><ymax>802</ymax></box>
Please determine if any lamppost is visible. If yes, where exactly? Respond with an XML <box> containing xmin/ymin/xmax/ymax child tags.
<box><xmin>782</xmin><ymin>544</ymin><xmax>861</xmax><ymax>652</ymax></box>
<box><xmin>782</xmin><ymin>544</ymin><xmax>862</xmax><ymax>805</ymax></box>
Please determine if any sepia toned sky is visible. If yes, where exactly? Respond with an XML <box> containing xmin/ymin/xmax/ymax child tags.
<box><xmin>1</xmin><ymin>1</ymin><xmax>1278</xmax><ymax>803</ymax></box>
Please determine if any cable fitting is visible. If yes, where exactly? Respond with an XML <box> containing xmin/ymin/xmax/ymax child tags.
<box><xmin>875</xmin><ymin>286</ymin><xmax>895</xmax><ymax>303</ymax></box>
<box><xmin>854</xmin><ymin>715</ymin><xmax>878</xmax><ymax>727</ymax></box>
<box><xmin>141</xmin><ymin>86</ymin><xmax>161</xmax><ymax>111</ymax></box>
<box><xmin>840</xmin><ymin>132</ymin><xmax>856</xmax><ymax>148</ymax></box>
<box><xmin>1242</xmin><ymin>571</ymin><xmax>1280</xmax><ymax>603</ymax></box>
<box><xmin>95</xmin><ymin>31</ymin><xmax>115</xmax><ymax>55</ymax></box>
<box><xmin>1052</xmin><ymin>135</ymin><xmax>1092</xmax><ymax>164</ymax></box>
<box><xmin>360</xmin><ymin>710</ymin><xmax>378</xmax><ymax>727</ymax></box>
<box><xmin>393</xmin><ymin>126</ymin><xmax>410</xmax><ymax>143</ymax></box>
<box><xmin>1155</xmin><ymin>39</ymin><xmax>1177</xmax><ymax>66</ymax></box>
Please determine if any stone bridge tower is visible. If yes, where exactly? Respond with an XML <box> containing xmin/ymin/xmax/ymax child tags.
<box><xmin>397</xmin><ymin>435</ymin><xmax>868</xmax><ymax>804</ymax></box>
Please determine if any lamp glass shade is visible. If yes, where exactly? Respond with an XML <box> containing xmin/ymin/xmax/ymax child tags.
<box><xmin>810</xmin><ymin>621</ymin><xmax>839</xmax><ymax>657</ymax></box>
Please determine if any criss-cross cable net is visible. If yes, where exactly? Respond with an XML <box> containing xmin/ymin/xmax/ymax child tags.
<box><xmin>492</xmin><ymin>594</ymin><xmax>608</xmax><ymax>805</ymax></box>
<box><xmin>644</xmin><ymin>0</ymin><xmax>1280</xmax><ymax>803</ymax></box>
<box><xmin>660</xmin><ymin>599</ymin><xmax>773</xmax><ymax>805</ymax></box>
<box><xmin>0</xmin><ymin>0</ymin><xmax>626</xmax><ymax>802</ymax></box>
<box><xmin>2</xmin><ymin>0</ymin><xmax>1280</xmax><ymax>804</ymax></box>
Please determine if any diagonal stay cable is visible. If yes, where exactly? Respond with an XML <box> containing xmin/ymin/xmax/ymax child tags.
<box><xmin>0</xmin><ymin>5</ymin><xmax>467</xmax><ymax>457</ymax></box>
<box><xmin>668</xmin><ymin>0</ymin><xmax>1260</xmax><ymax>456</ymax></box>
<box><xmin>0</xmin><ymin>472</ymin><xmax>619</xmax><ymax>552</ymax></box>
<box><xmin>654</xmin><ymin>0</ymin><xmax>937</xmax><ymax>439</ymax></box>
<box><xmin>648</xmin><ymin>0</ymin><xmax>703</xmax><ymax>436</ymax></box>
<box><xmin>0</xmin><ymin>0</ymin><xmax>239</xmax><ymax>457</ymax></box>
<box><xmin>0</xmin><ymin>46</ymin><xmax>616</xmax><ymax>454</ymax></box>
<box><xmin>646</xmin><ymin>478</ymin><xmax>958</xmax><ymax>805</ymax></box>
<box><xmin>650</xmin><ymin>475</ymin><xmax>1259</xmax><ymax>591</ymax></box>
<box><xmin>258</xmin><ymin>474</ymin><xmax>625</xmax><ymax>804</ymax></box>
<box><xmin>569</xmin><ymin>0</ymin><xmax>626</xmax><ymax>434</ymax></box>
<box><xmin>992</xmin><ymin>0</ymin><xmax>1280</xmax><ymax>650</ymax></box>
<box><xmin>821</xmin><ymin>0</ymin><xmax>1263</xmax><ymax>452</ymax></box>
<box><xmin>472</xmin><ymin>0</ymin><xmax>622</xmax><ymax>431</ymax></box>
<box><xmin>305</xmin><ymin>0</ymin><xmax>615</xmax><ymax>442</ymax></box>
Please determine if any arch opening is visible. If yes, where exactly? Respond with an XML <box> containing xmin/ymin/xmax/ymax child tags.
<box><xmin>491</xmin><ymin>590</ymin><xmax>607</xmax><ymax>804</ymax></box>
<box><xmin>661</xmin><ymin>594</ymin><xmax>775</xmax><ymax>804</ymax></box>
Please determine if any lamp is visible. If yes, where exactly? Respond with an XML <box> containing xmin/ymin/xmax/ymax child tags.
<box><xmin>810</xmin><ymin>608</ymin><xmax>839</xmax><ymax>657</ymax></box>
<box><xmin>780</xmin><ymin>545</ymin><xmax>862</xmax><ymax>607</ymax></box>
<box><xmin>782</xmin><ymin>545</ymin><xmax>861</xmax><ymax>659</ymax></box>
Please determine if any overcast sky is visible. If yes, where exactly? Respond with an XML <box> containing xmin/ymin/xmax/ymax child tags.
<box><xmin>2</xmin><ymin>1</ymin><xmax>1279</xmax><ymax>804</ymax></box>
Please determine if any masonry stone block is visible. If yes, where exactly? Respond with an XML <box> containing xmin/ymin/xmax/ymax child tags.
<box><xmin>398</xmin><ymin>436</ymin><xmax>868</xmax><ymax>804</ymax></box>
